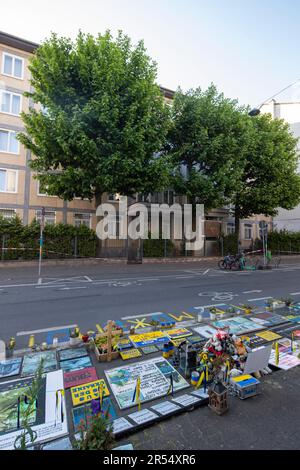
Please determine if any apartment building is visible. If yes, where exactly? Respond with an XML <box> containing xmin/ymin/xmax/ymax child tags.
<box><xmin>261</xmin><ymin>98</ymin><xmax>300</xmax><ymax>232</ymax></box>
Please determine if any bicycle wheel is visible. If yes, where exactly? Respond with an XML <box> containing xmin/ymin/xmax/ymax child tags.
<box><xmin>218</xmin><ymin>260</ymin><xmax>227</xmax><ymax>270</ymax></box>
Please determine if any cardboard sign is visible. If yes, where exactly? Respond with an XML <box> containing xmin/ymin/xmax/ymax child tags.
<box><xmin>166</xmin><ymin>328</ymin><xmax>193</xmax><ymax>339</ymax></box>
<box><xmin>120</xmin><ymin>349</ymin><xmax>142</xmax><ymax>360</ymax></box>
<box><xmin>71</xmin><ymin>379</ymin><xmax>110</xmax><ymax>406</ymax></box>
<box><xmin>244</xmin><ymin>344</ymin><xmax>272</xmax><ymax>374</ymax></box>
<box><xmin>256</xmin><ymin>331</ymin><xmax>282</xmax><ymax>341</ymax></box>
<box><xmin>128</xmin><ymin>409</ymin><xmax>158</xmax><ymax>425</ymax></box>
<box><xmin>129</xmin><ymin>331</ymin><xmax>170</xmax><ymax>348</ymax></box>
<box><xmin>63</xmin><ymin>367</ymin><xmax>98</xmax><ymax>389</ymax></box>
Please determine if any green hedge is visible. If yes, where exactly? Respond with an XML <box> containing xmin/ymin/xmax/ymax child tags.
<box><xmin>143</xmin><ymin>238</ymin><xmax>177</xmax><ymax>257</ymax></box>
<box><xmin>0</xmin><ymin>216</ymin><xmax>97</xmax><ymax>260</ymax></box>
<box><xmin>265</xmin><ymin>230</ymin><xmax>300</xmax><ymax>253</ymax></box>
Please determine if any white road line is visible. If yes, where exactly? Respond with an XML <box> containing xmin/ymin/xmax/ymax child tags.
<box><xmin>243</xmin><ymin>290</ymin><xmax>262</xmax><ymax>294</ymax></box>
<box><xmin>203</xmin><ymin>269</ymin><xmax>210</xmax><ymax>276</ymax></box>
<box><xmin>122</xmin><ymin>312</ymin><xmax>165</xmax><ymax>320</ymax></box>
<box><xmin>0</xmin><ymin>282</ymin><xmax>37</xmax><ymax>289</ymax></box>
<box><xmin>17</xmin><ymin>324</ymin><xmax>77</xmax><ymax>336</ymax></box>
<box><xmin>290</xmin><ymin>292</ymin><xmax>300</xmax><ymax>296</ymax></box>
<box><xmin>193</xmin><ymin>304</ymin><xmax>227</xmax><ymax>309</ymax></box>
<box><xmin>137</xmin><ymin>278</ymin><xmax>159</xmax><ymax>282</ymax></box>
<box><xmin>84</xmin><ymin>276</ymin><xmax>93</xmax><ymax>282</ymax></box>
<box><xmin>59</xmin><ymin>286</ymin><xmax>87</xmax><ymax>291</ymax></box>
<box><xmin>247</xmin><ymin>296</ymin><xmax>272</xmax><ymax>302</ymax></box>
<box><xmin>36</xmin><ymin>285</ymin><xmax>66</xmax><ymax>289</ymax></box>
<box><xmin>175</xmin><ymin>276</ymin><xmax>195</xmax><ymax>279</ymax></box>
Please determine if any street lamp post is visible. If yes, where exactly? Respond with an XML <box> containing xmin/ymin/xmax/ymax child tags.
<box><xmin>38</xmin><ymin>207</ymin><xmax>45</xmax><ymax>283</ymax></box>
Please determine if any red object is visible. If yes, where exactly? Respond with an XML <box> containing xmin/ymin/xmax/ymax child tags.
<box><xmin>63</xmin><ymin>367</ymin><xmax>98</xmax><ymax>389</ymax></box>
<box><xmin>82</xmin><ymin>335</ymin><xmax>89</xmax><ymax>343</ymax></box>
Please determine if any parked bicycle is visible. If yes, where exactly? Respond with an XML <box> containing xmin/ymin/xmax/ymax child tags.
<box><xmin>218</xmin><ymin>252</ymin><xmax>245</xmax><ymax>271</ymax></box>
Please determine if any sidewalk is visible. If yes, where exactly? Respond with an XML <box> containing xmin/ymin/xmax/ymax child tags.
<box><xmin>118</xmin><ymin>368</ymin><xmax>300</xmax><ymax>450</ymax></box>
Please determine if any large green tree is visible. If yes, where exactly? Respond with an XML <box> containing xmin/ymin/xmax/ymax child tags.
<box><xmin>233</xmin><ymin>112</ymin><xmax>300</xmax><ymax>236</ymax></box>
<box><xmin>166</xmin><ymin>85</ymin><xmax>251</xmax><ymax>209</ymax></box>
<box><xmin>166</xmin><ymin>85</ymin><xmax>300</xmax><ymax>240</ymax></box>
<box><xmin>19</xmin><ymin>31</ymin><xmax>171</xmax><ymax>205</ymax></box>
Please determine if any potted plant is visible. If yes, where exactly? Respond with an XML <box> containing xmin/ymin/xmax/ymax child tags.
<box><xmin>69</xmin><ymin>328</ymin><xmax>81</xmax><ymax>347</ymax></box>
<box><xmin>210</xmin><ymin>308</ymin><xmax>218</xmax><ymax>321</ymax></box>
<box><xmin>149</xmin><ymin>320</ymin><xmax>159</xmax><ymax>332</ymax></box>
<box><xmin>6</xmin><ymin>337</ymin><xmax>16</xmax><ymax>358</ymax></box>
<box><xmin>241</xmin><ymin>305</ymin><xmax>253</xmax><ymax>315</ymax></box>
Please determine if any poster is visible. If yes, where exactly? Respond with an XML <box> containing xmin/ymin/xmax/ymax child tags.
<box><xmin>129</xmin><ymin>331</ymin><xmax>170</xmax><ymax>348</ymax></box>
<box><xmin>63</xmin><ymin>367</ymin><xmax>98</xmax><ymax>389</ymax></box>
<box><xmin>151</xmin><ymin>401</ymin><xmax>181</xmax><ymax>416</ymax></box>
<box><xmin>71</xmin><ymin>379</ymin><xmax>110</xmax><ymax>406</ymax></box>
<box><xmin>120</xmin><ymin>349</ymin><xmax>142</xmax><ymax>360</ymax></box>
<box><xmin>269</xmin><ymin>350</ymin><xmax>300</xmax><ymax>370</ymax></box>
<box><xmin>0</xmin><ymin>377</ymin><xmax>41</xmax><ymax>434</ymax></box>
<box><xmin>59</xmin><ymin>356</ymin><xmax>92</xmax><ymax>372</ymax></box>
<box><xmin>141</xmin><ymin>345</ymin><xmax>158</xmax><ymax>355</ymax></box>
<box><xmin>128</xmin><ymin>409</ymin><xmax>158</xmax><ymax>425</ymax></box>
<box><xmin>112</xmin><ymin>417</ymin><xmax>133</xmax><ymax>435</ymax></box>
<box><xmin>117</xmin><ymin>339</ymin><xmax>133</xmax><ymax>351</ymax></box>
<box><xmin>256</xmin><ymin>331</ymin><xmax>282</xmax><ymax>341</ymax></box>
<box><xmin>166</xmin><ymin>328</ymin><xmax>193</xmax><ymax>339</ymax></box>
<box><xmin>212</xmin><ymin>317</ymin><xmax>262</xmax><ymax>335</ymax></box>
<box><xmin>0</xmin><ymin>370</ymin><xmax>68</xmax><ymax>450</ymax></box>
<box><xmin>105</xmin><ymin>357</ymin><xmax>189</xmax><ymax>410</ymax></box>
<box><xmin>193</xmin><ymin>325</ymin><xmax>217</xmax><ymax>339</ymax></box>
<box><xmin>0</xmin><ymin>358</ymin><xmax>22</xmax><ymax>379</ymax></box>
<box><xmin>58</xmin><ymin>348</ymin><xmax>88</xmax><ymax>362</ymax></box>
<box><xmin>21</xmin><ymin>351</ymin><xmax>57</xmax><ymax>377</ymax></box>
<box><xmin>72</xmin><ymin>398</ymin><xmax>117</xmax><ymax>432</ymax></box>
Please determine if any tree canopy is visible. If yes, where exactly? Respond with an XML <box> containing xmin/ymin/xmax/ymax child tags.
<box><xmin>19</xmin><ymin>31</ymin><xmax>171</xmax><ymax>203</ymax></box>
<box><xmin>166</xmin><ymin>85</ymin><xmax>300</xmax><ymax>236</ymax></box>
<box><xmin>165</xmin><ymin>85</ymin><xmax>251</xmax><ymax>209</ymax></box>
<box><xmin>234</xmin><ymin>112</ymin><xmax>300</xmax><ymax>225</ymax></box>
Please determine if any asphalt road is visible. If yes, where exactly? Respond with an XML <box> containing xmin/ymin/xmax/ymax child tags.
<box><xmin>0</xmin><ymin>259</ymin><xmax>300</xmax><ymax>348</ymax></box>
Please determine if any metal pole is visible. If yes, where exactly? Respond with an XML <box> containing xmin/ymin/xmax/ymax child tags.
<box><xmin>38</xmin><ymin>208</ymin><xmax>45</xmax><ymax>284</ymax></box>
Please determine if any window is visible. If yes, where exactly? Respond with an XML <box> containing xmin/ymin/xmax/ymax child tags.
<box><xmin>0</xmin><ymin>90</ymin><xmax>22</xmax><ymax>115</ymax></box>
<box><xmin>37</xmin><ymin>180</ymin><xmax>56</xmax><ymax>197</ymax></box>
<box><xmin>0</xmin><ymin>208</ymin><xmax>16</xmax><ymax>219</ymax></box>
<box><xmin>227</xmin><ymin>223</ymin><xmax>235</xmax><ymax>235</ymax></box>
<box><xmin>2</xmin><ymin>53</ymin><xmax>24</xmax><ymax>79</ymax></box>
<box><xmin>36</xmin><ymin>210</ymin><xmax>56</xmax><ymax>225</ymax></box>
<box><xmin>74</xmin><ymin>213</ymin><xmax>91</xmax><ymax>228</ymax></box>
<box><xmin>244</xmin><ymin>223</ymin><xmax>253</xmax><ymax>240</ymax></box>
<box><xmin>0</xmin><ymin>169</ymin><xmax>17</xmax><ymax>192</ymax></box>
<box><xmin>0</xmin><ymin>129</ymin><xmax>19</xmax><ymax>154</ymax></box>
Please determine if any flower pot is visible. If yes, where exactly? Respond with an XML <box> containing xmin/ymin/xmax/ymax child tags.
<box><xmin>69</xmin><ymin>337</ymin><xmax>81</xmax><ymax>347</ymax></box>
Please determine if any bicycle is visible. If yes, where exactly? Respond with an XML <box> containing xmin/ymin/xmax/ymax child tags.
<box><xmin>218</xmin><ymin>253</ymin><xmax>245</xmax><ymax>271</ymax></box>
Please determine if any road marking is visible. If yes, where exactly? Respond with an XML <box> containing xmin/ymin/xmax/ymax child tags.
<box><xmin>122</xmin><ymin>312</ymin><xmax>164</xmax><ymax>320</ymax></box>
<box><xmin>17</xmin><ymin>324</ymin><xmax>77</xmax><ymax>336</ymax></box>
<box><xmin>36</xmin><ymin>285</ymin><xmax>66</xmax><ymax>289</ymax></box>
<box><xmin>243</xmin><ymin>290</ymin><xmax>262</xmax><ymax>294</ymax></box>
<box><xmin>290</xmin><ymin>292</ymin><xmax>300</xmax><ymax>296</ymax></box>
<box><xmin>203</xmin><ymin>269</ymin><xmax>210</xmax><ymax>276</ymax></box>
<box><xmin>84</xmin><ymin>276</ymin><xmax>93</xmax><ymax>282</ymax></box>
<box><xmin>247</xmin><ymin>296</ymin><xmax>272</xmax><ymax>302</ymax></box>
<box><xmin>175</xmin><ymin>276</ymin><xmax>195</xmax><ymax>279</ymax></box>
<box><xmin>59</xmin><ymin>286</ymin><xmax>87</xmax><ymax>291</ymax></box>
<box><xmin>137</xmin><ymin>278</ymin><xmax>159</xmax><ymax>282</ymax></box>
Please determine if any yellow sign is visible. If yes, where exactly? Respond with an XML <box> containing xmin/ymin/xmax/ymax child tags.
<box><xmin>256</xmin><ymin>331</ymin><xmax>282</xmax><ymax>341</ymax></box>
<box><xmin>166</xmin><ymin>328</ymin><xmax>193</xmax><ymax>339</ymax></box>
<box><xmin>168</xmin><ymin>312</ymin><xmax>195</xmax><ymax>322</ymax></box>
<box><xmin>120</xmin><ymin>349</ymin><xmax>142</xmax><ymax>360</ymax></box>
<box><xmin>129</xmin><ymin>331</ymin><xmax>169</xmax><ymax>347</ymax></box>
<box><xmin>71</xmin><ymin>379</ymin><xmax>110</xmax><ymax>406</ymax></box>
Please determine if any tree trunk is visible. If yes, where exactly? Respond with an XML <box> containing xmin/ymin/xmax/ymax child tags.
<box><xmin>95</xmin><ymin>192</ymin><xmax>102</xmax><ymax>257</ymax></box>
<box><xmin>235</xmin><ymin>207</ymin><xmax>241</xmax><ymax>253</ymax></box>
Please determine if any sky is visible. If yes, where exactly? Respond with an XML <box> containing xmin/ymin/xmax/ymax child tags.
<box><xmin>1</xmin><ymin>0</ymin><xmax>300</xmax><ymax>107</ymax></box>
